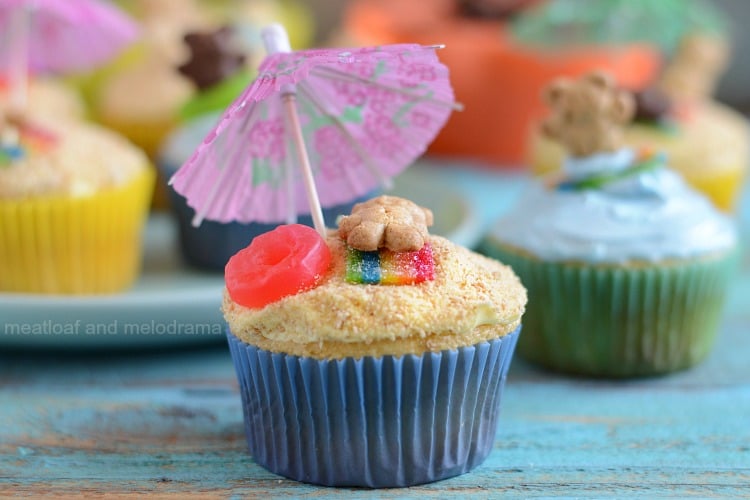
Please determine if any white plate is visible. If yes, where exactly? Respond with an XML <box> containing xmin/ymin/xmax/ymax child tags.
<box><xmin>0</xmin><ymin>166</ymin><xmax>483</xmax><ymax>349</ymax></box>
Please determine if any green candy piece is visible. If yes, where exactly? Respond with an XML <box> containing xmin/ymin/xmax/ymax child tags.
<box><xmin>572</xmin><ymin>155</ymin><xmax>663</xmax><ymax>191</ymax></box>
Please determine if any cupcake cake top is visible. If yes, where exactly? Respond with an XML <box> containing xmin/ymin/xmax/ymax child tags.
<box><xmin>94</xmin><ymin>0</ymin><xmax>211</xmax><ymax>123</ymax></box>
<box><xmin>96</xmin><ymin>55</ymin><xmax>194</xmax><ymax>122</ymax></box>
<box><xmin>493</xmin><ymin>71</ymin><xmax>736</xmax><ymax>264</ymax></box>
<box><xmin>0</xmin><ymin>117</ymin><xmax>148</xmax><ymax>199</ymax></box>
<box><xmin>223</xmin><ymin>195</ymin><xmax>527</xmax><ymax>359</ymax></box>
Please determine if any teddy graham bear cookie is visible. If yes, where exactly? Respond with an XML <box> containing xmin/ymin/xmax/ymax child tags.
<box><xmin>541</xmin><ymin>72</ymin><xmax>634</xmax><ymax>158</ymax></box>
<box><xmin>338</xmin><ymin>195</ymin><xmax>434</xmax><ymax>252</ymax></box>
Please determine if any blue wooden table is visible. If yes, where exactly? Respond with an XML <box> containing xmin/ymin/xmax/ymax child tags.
<box><xmin>1</xmin><ymin>163</ymin><xmax>749</xmax><ymax>497</ymax></box>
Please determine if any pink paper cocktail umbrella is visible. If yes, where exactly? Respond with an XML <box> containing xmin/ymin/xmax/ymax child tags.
<box><xmin>170</xmin><ymin>24</ymin><xmax>460</xmax><ymax>238</ymax></box>
<box><xmin>0</xmin><ymin>0</ymin><xmax>138</xmax><ymax>113</ymax></box>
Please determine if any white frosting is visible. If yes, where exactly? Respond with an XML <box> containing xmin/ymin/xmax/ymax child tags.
<box><xmin>490</xmin><ymin>150</ymin><xmax>737</xmax><ymax>263</ymax></box>
<box><xmin>159</xmin><ymin>112</ymin><xmax>220</xmax><ymax>169</ymax></box>
<box><xmin>563</xmin><ymin>148</ymin><xmax>634</xmax><ymax>180</ymax></box>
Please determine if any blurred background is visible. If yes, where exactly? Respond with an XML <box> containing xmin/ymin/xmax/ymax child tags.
<box><xmin>92</xmin><ymin>0</ymin><xmax>748</xmax><ymax>173</ymax></box>
<box><xmin>77</xmin><ymin>0</ymin><xmax>750</xmax><ymax>275</ymax></box>
<box><xmin>308</xmin><ymin>0</ymin><xmax>749</xmax><ymax>112</ymax></box>
<box><xmin>2</xmin><ymin>0</ymin><xmax>749</xmax><ymax>303</ymax></box>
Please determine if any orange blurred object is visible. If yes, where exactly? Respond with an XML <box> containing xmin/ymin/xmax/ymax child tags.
<box><xmin>345</xmin><ymin>0</ymin><xmax>661</xmax><ymax>167</ymax></box>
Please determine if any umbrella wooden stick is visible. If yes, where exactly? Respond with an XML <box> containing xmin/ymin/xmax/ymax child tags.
<box><xmin>282</xmin><ymin>94</ymin><xmax>326</xmax><ymax>237</ymax></box>
<box><xmin>278</xmin><ymin>109</ymin><xmax>296</xmax><ymax>224</ymax></box>
<box><xmin>262</xmin><ymin>23</ymin><xmax>327</xmax><ymax>238</ymax></box>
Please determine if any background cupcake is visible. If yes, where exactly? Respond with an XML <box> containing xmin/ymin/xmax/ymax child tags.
<box><xmin>0</xmin><ymin>0</ymin><xmax>154</xmax><ymax>294</ymax></box>
<box><xmin>529</xmin><ymin>31</ymin><xmax>749</xmax><ymax>211</ymax></box>
<box><xmin>91</xmin><ymin>0</ymin><xmax>315</xmax><ymax>159</ymax></box>
<box><xmin>90</xmin><ymin>0</ymin><xmax>211</xmax><ymax>159</ymax></box>
<box><xmin>223</xmin><ymin>196</ymin><xmax>526</xmax><ymax>486</ymax></box>
<box><xmin>91</xmin><ymin>0</ymin><xmax>316</xmax><ymax>212</ymax></box>
<box><xmin>0</xmin><ymin>115</ymin><xmax>153</xmax><ymax>294</ymax></box>
<box><xmin>481</xmin><ymin>72</ymin><xmax>737</xmax><ymax>377</ymax></box>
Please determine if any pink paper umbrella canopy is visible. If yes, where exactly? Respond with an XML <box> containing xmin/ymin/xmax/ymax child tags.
<box><xmin>170</xmin><ymin>28</ymin><xmax>459</xmax><ymax>228</ymax></box>
<box><xmin>0</xmin><ymin>0</ymin><xmax>138</xmax><ymax>74</ymax></box>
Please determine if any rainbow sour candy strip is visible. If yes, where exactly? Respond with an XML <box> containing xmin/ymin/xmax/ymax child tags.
<box><xmin>346</xmin><ymin>243</ymin><xmax>435</xmax><ymax>285</ymax></box>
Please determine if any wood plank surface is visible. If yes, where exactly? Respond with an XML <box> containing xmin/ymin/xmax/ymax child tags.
<box><xmin>1</xmin><ymin>308</ymin><xmax>748</xmax><ymax>498</ymax></box>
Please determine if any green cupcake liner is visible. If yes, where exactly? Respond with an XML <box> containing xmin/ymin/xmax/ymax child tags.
<box><xmin>482</xmin><ymin>240</ymin><xmax>737</xmax><ymax>377</ymax></box>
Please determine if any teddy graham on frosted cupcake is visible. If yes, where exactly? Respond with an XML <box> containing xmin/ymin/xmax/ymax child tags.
<box><xmin>529</xmin><ymin>32</ymin><xmax>749</xmax><ymax>212</ymax></box>
<box><xmin>483</xmin><ymin>70</ymin><xmax>737</xmax><ymax>378</ymax></box>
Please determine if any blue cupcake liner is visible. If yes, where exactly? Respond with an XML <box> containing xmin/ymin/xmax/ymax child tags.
<box><xmin>226</xmin><ymin>326</ymin><xmax>521</xmax><ymax>488</ymax></box>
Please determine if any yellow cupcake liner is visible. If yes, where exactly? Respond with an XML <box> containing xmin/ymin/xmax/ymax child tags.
<box><xmin>0</xmin><ymin>167</ymin><xmax>155</xmax><ymax>294</ymax></box>
<box><xmin>682</xmin><ymin>168</ymin><xmax>746</xmax><ymax>212</ymax></box>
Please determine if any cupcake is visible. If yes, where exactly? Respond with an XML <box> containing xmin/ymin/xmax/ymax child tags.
<box><xmin>482</xmin><ymin>72</ymin><xmax>737</xmax><ymax>377</ymax></box>
<box><xmin>341</xmin><ymin>0</ymin><xmax>659</xmax><ymax>166</ymax></box>
<box><xmin>529</xmin><ymin>33</ymin><xmax>749</xmax><ymax>211</ymax></box>
<box><xmin>92</xmin><ymin>0</ymin><xmax>315</xmax><ymax>158</ymax></box>
<box><xmin>91</xmin><ymin>0</ymin><xmax>215</xmax><ymax>158</ymax></box>
<box><xmin>0</xmin><ymin>114</ymin><xmax>153</xmax><ymax>294</ymax></box>
<box><xmin>223</xmin><ymin>195</ymin><xmax>527</xmax><ymax>487</ymax></box>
